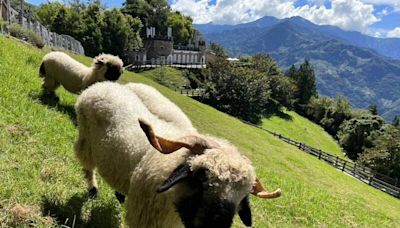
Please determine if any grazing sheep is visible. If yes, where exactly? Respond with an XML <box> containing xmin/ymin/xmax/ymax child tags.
<box><xmin>74</xmin><ymin>82</ymin><xmax>281</xmax><ymax>227</ymax></box>
<box><xmin>39</xmin><ymin>51</ymin><xmax>123</xmax><ymax>98</ymax></box>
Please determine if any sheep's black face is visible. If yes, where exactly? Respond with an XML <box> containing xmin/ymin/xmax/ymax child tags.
<box><xmin>158</xmin><ymin>164</ymin><xmax>252</xmax><ymax>228</ymax></box>
<box><xmin>176</xmin><ymin>190</ymin><xmax>236</xmax><ymax>228</ymax></box>
<box><xmin>105</xmin><ymin>63</ymin><xmax>123</xmax><ymax>81</ymax></box>
<box><xmin>174</xmin><ymin>168</ymin><xmax>236</xmax><ymax>228</ymax></box>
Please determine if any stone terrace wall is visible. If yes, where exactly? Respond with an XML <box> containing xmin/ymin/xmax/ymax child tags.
<box><xmin>1</xmin><ymin>0</ymin><xmax>84</xmax><ymax>54</ymax></box>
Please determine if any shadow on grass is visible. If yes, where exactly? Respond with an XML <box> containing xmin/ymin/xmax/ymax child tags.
<box><xmin>41</xmin><ymin>193</ymin><xmax>121</xmax><ymax>228</ymax></box>
<box><xmin>30</xmin><ymin>91</ymin><xmax>77</xmax><ymax>126</ymax></box>
<box><xmin>264</xmin><ymin>110</ymin><xmax>293</xmax><ymax>121</ymax></box>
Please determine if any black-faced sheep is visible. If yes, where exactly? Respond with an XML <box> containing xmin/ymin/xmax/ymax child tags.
<box><xmin>74</xmin><ymin>82</ymin><xmax>281</xmax><ymax>227</ymax></box>
<box><xmin>39</xmin><ymin>51</ymin><xmax>123</xmax><ymax>98</ymax></box>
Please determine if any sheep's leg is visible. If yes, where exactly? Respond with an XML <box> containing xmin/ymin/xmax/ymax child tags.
<box><xmin>74</xmin><ymin>135</ymin><xmax>98</xmax><ymax>199</ymax></box>
<box><xmin>115</xmin><ymin>191</ymin><xmax>126</xmax><ymax>204</ymax></box>
<box><xmin>41</xmin><ymin>77</ymin><xmax>60</xmax><ymax>100</ymax></box>
<box><xmin>84</xmin><ymin>169</ymin><xmax>98</xmax><ymax>199</ymax></box>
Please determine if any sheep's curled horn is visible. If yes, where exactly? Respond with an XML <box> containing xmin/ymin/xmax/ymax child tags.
<box><xmin>138</xmin><ymin>119</ymin><xmax>282</xmax><ymax>199</ymax></box>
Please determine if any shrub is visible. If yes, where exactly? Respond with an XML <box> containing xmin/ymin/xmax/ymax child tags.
<box><xmin>0</xmin><ymin>20</ymin><xmax>7</xmax><ymax>34</ymax></box>
<box><xmin>337</xmin><ymin>114</ymin><xmax>385</xmax><ymax>159</ymax></box>
<box><xmin>7</xmin><ymin>23</ymin><xmax>45</xmax><ymax>49</ymax></box>
<box><xmin>358</xmin><ymin>126</ymin><xmax>400</xmax><ymax>180</ymax></box>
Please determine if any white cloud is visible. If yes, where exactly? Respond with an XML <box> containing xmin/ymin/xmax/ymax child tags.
<box><xmin>361</xmin><ymin>0</ymin><xmax>400</xmax><ymax>12</ymax></box>
<box><xmin>171</xmin><ymin>0</ymin><xmax>379</xmax><ymax>33</ymax></box>
<box><xmin>387</xmin><ymin>27</ymin><xmax>400</xmax><ymax>37</ymax></box>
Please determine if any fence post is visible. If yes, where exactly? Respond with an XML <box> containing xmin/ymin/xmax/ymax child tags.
<box><xmin>353</xmin><ymin>163</ymin><xmax>357</xmax><ymax>175</ymax></box>
<box><xmin>369</xmin><ymin>175</ymin><xmax>373</xmax><ymax>185</ymax></box>
<box><xmin>342</xmin><ymin>161</ymin><xmax>346</xmax><ymax>172</ymax></box>
<box><xmin>335</xmin><ymin>156</ymin><xmax>339</xmax><ymax>167</ymax></box>
<box><xmin>318</xmin><ymin>150</ymin><xmax>322</xmax><ymax>160</ymax></box>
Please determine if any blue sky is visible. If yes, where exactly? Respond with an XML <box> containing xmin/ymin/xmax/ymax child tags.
<box><xmin>26</xmin><ymin>0</ymin><xmax>400</xmax><ymax>38</ymax></box>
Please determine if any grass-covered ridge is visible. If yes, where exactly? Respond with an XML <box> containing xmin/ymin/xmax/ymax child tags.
<box><xmin>1</xmin><ymin>36</ymin><xmax>400</xmax><ymax>227</ymax></box>
<box><xmin>261</xmin><ymin>110</ymin><xmax>347</xmax><ymax>160</ymax></box>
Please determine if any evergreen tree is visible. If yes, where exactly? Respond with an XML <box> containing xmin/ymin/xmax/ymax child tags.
<box><xmin>393</xmin><ymin>116</ymin><xmax>400</xmax><ymax>128</ymax></box>
<box><xmin>296</xmin><ymin>60</ymin><xmax>318</xmax><ymax>104</ymax></box>
<box><xmin>367</xmin><ymin>104</ymin><xmax>378</xmax><ymax>115</ymax></box>
<box><xmin>286</xmin><ymin>64</ymin><xmax>297</xmax><ymax>79</ymax></box>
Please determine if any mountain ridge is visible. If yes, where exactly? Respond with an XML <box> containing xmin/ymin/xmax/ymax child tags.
<box><xmin>195</xmin><ymin>16</ymin><xmax>400</xmax><ymax>121</ymax></box>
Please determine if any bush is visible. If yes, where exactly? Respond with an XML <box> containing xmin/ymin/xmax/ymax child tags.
<box><xmin>337</xmin><ymin>114</ymin><xmax>385</xmax><ymax>159</ymax></box>
<box><xmin>358</xmin><ymin>126</ymin><xmax>400</xmax><ymax>180</ymax></box>
<box><xmin>7</xmin><ymin>23</ymin><xmax>45</xmax><ymax>49</ymax></box>
<box><xmin>0</xmin><ymin>20</ymin><xmax>7</xmax><ymax>34</ymax></box>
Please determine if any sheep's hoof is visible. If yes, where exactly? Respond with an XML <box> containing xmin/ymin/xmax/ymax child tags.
<box><xmin>88</xmin><ymin>187</ymin><xmax>98</xmax><ymax>199</ymax></box>
<box><xmin>115</xmin><ymin>191</ymin><xmax>125</xmax><ymax>204</ymax></box>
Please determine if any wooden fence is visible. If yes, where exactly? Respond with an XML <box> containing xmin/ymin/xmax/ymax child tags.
<box><xmin>242</xmin><ymin>120</ymin><xmax>400</xmax><ymax>198</ymax></box>
<box><xmin>0</xmin><ymin>0</ymin><xmax>84</xmax><ymax>54</ymax></box>
<box><xmin>174</xmin><ymin>88</ymin><xmax>205</xmax><ymax>98</ymax></box>
<box><xmin>126</xmin><ymin>62</ymin><xmax>206</xmax><ymax>70</ymax></box>
<box><xmin>174</xmin><ymin>88</ymin><xmax>400</xmax><ymax>198</ymax></box>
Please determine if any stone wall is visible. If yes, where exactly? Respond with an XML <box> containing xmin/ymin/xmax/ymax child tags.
<box><xmin>0</xmin><ymin>0</ymin><xmax>84</xmax><ymax>54</ymax></box>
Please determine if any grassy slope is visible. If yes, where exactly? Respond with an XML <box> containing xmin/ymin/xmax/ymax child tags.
<box><xmin>1</xmin><ymin>36</ymin><xmax>400</xmax><ymax>227</ymax></box>
<box><xmin>138</xmin><ymin>66</ymin><xmax>188</xmax><ymax>89</ymax></box>
<box><xmin>261</xmin><ymin>110</ymin><xmax>347</xmax><ymax>160</ymax></box>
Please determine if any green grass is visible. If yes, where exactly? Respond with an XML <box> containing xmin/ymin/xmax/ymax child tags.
<box><xmin>261</xmin><ymin>110</ymin><xmax>347</xmax><ymax>160</ymax></box>
<box><xmin>137</xmin><ymin>66</ymin><xmax>189</xmax><ymax>89</ymax></box>
<box><xmin>1</xmin><ymin>36</ymin><xmax>400</xmax><ymax>227</ymax></box>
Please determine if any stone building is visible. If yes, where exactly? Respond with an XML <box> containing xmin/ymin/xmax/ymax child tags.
<box><xmin>126</xmin><ymin>27</ymin><xmax>208</xmax><ymax>66</ymax></box>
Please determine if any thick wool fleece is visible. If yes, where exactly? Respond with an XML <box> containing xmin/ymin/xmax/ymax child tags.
<box><xmin>40</xmin><ymin>52</ymin><xmax>123</xmax><ymax>94</ymax></box>
<box><xmin>74</xmin><ymin>82</ymin><xmax>257</xmax><ymax>227</ymax></box>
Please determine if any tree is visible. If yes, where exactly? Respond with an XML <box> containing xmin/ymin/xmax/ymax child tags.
<box><xmin>101</xmin><ymin>9</ymin><xmax>142</xmax><ymax>57</ymax></box>
<box><xmin>358</xmin><ymin>126</ymin><xmax>400</xmax><ymax>180</ymax></box>
<box><xmin>367</xmin><ymin>104</ymin><xmax>378</xmax><ymax>115</ymax></box>
<box><xmin>286</xmin><ymin>64</ymin><xmax>297</xmax><ymax>79</ymax></box>
<box><xmin>167</xmin><ymin>11</ymin><xmax>194</xmax><ymax>45</ymax></box>
<box><xmin>209</xmin><ymin>42</ymin><xmax>228</xmax><ymax>58</ymax></box>
<box><xmin>392</xmin><ymin>116</ymin><xmax>400</xmax><ymax>128</ymax></box>
<box><xmin>36</xmin><ymin>1</ymin><xmax>143</xmax><ymax>58</ymax></box>
<box><xmin>203</xmin><ymin>59</ymin><xmax>272</xmax><ymax>123</ymax></box>
<box><xmin>80</xmin><ymin>1</ymin><xmax>104</xmax><ymax>56</ymax></box>
<box><xmin>320</xmin><ymin>95</ymin><xmax>352</xmax><ymax>135</ymax></box>
<box><xmin>251</xmin><ymin>54</ymin><xmax>282</xmax><ymax>77</ymax></box>
<box><xmin>296</xmin><ymin>60</ymin><xmax>318</xmax><ymax>105</ymax></box>
<box><xmin>250</xmin><ymin>54</ymin><xmax>297</xmax><ymax>111</ymax></box>
<box><xmin>123</xmin><ymin>0</ymin><xmax>170</xmax><ymax>35</ymax></box>
<box><xmin>337</xmin><ymin>114</ymin><xmax>385</xmax><ymax>159</ymax></box>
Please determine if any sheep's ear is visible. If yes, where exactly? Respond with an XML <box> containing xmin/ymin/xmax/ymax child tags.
<box><xmin>238</xmin><ymin>195</ymin><xmax>252</xmax><ymax>227</ymax></box>
<box><xmin>138</xmin><ymin>119</ymin><xmax>191</xmax><ymax>154</ymax></box>
<box><xmin>157</xmin><ymin>163</ymin><xmax>191</xmax><ymax>193</ymax></box>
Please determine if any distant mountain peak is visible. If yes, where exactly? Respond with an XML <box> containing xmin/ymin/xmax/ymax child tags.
<box><xmin>195</xmin><ymin>16</ymin><xmax>400</xmax><ymax>121</ymax></box>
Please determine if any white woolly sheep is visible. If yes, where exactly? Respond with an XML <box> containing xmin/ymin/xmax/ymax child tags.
<box><xmin>39</xmin><ymin>51</ymin><xmax>123</xmax><ymax>98</ymax></box>
<box><xmin>74</xmin><ymin>82</ymin><xmax>281</xmax><ymax>227</ymax></box>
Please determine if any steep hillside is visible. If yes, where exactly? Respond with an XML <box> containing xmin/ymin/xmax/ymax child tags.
<box><xmin>261</xmin><ymin>110</ymin><xmax>346</xmax><ymax>160</ymax></box>
<box><xmin>197</xmin><ymin>17</ymin><xmax>400</xmax><ymax>121</ymax></box>
<box><xmin>1</xmin><ymin>36</ymin><xmax>400</xmax><ymax>227</ymax></box>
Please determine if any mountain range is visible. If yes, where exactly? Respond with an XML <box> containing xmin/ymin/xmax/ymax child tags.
<box><xmin>195</xmin><ymin>16</ymin><xmax>400</xmax><ymax>121</ymax></box>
